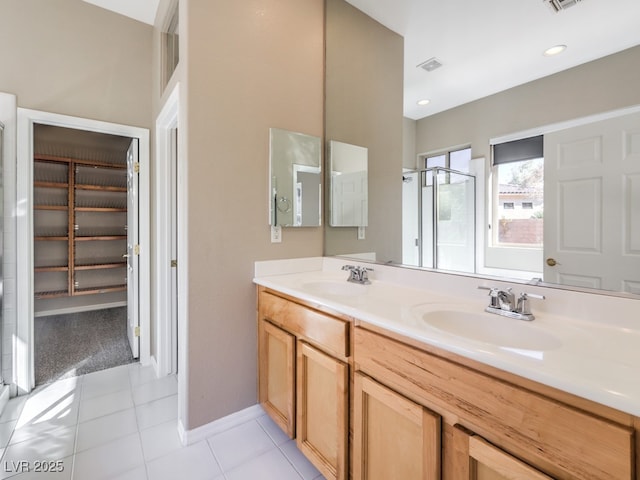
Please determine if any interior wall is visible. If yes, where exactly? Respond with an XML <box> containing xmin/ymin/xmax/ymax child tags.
<box><xmin>183</xmin><ymin>0</ymin><xmax>324</xmax><ymax>428</ymax></box>
<box><xmin>415</xmin><ymin>45</ymin><xmax>640</xmax><ymax>159</ymax></box>
<box><xmin>0</xmin><ymin>0</ymin><xmax>153</xmax><ymax>388</ymax></box>
<box><xmin>0</xmin><ymin>0</ymin><xmax>152</xmax><ymax>128</ymax></box>
<box><xmin>324</xmin><ymin>0</ymin><xmax>404</xmax><ymax>263</ymax></box>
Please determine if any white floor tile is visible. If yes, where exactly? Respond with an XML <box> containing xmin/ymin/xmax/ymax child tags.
<box><xmin>0</xmin><ymin>420</ymin><xmax>17</xmax><ymax>448</ymax></box>
<box><xmin>72</xmin><ymin>432</ymin><xmax>144</xmax><ymax>480</ymax></box>
<box><xmin>0</xmin><ymin>396</ymin><xmax>27</xmax><ymax>423</ymax></box>
<box><xmin>257</xmin><ymin>414</ymin><xmax>290</xmax><ymax>446</ymax></box>
<box><xmin>17</xmin><ymin>381</ymin><xmax>80</xmax><ymax>430</ymax></box>
<box><xmin>146</xmin><ymin>441</ymin><xmax>222</xmax><ymax>480</ymax></box>
<box><xmin>132</xmin><ymin>376</ymin><xmax>177</xmax><ymax>406</ymax></box>
<box><xmin>225</xmin><ymin>448</ymin><xmax>303</xmax><ymax>480</ymax></box>
<box><xmin>78</xmin><ymin>389</ymin><xmax>133</xmax><ymax>423</ymax></box>
<box><xmin>1</xmin><ymin>426</ymin><xmax>76</xmax><ymax>480</ymax></box>
<box><xmin>7</xmin><ymin>455</ymin><xmax>72</xmax><ymax>480</ymax></box>
<box><xmin>75</xmin><ymin>408</ymin><xmax>138</xmax><ymax>453</ymax></box>
<box><xmin>128</xmin><ymin>364</ymin><xmax>157</xmax><ymax>388</ymax></box>
<box><xmin>139</xmin><ymin>420</ymin><xmax>182</xmax><ymax>462</ymax></box>
<box><xmin>280</xmin><ymin>440</ymin><xmax>323</xmax><ymax>480</ymax></box>
<box><xmin>81</xmin><ymin>366</ymin><xmax>131</xmax><ymax>400</ymax></box>
<box><xmin>0</xmin><ymin>364</ymin><xmax>324</xmax><ymax>480</ymax></box>
<box><xmin>207</xmin><ymin>419</ymin><xmax>277</xmax><ymax>472</ymax></box>
<box><xmin>10</xmin><ymin>398</ymin><xmax>79</xmax><ymax>446</ymax></box>
<box><xmin>108</xmin><ymin>465</ymin><xmax>149</xmax><ymax>480</ymax></box>
<box><xmin>134</xmin><ymin>395</ymin><xmax>177</xmax><ymax>431</ymax></box>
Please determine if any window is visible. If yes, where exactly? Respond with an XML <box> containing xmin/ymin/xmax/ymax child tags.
<box><xmin>424</xmin><ymin>147</ymin><xmax>471</xmax><ymax>172</ymax></box>
<box><xmin>162</xmin><ymin>3</ymin><xmax>180</xmax><ymax>90</ymax></box>
<box><xmin>492</xmin><ymin>136</ymin><xmax>544</xmax><ymax>247</ymax></box>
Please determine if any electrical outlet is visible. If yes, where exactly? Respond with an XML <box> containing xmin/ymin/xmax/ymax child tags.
<box><xmin>357</xmin><ymin>226</ymin><xmax>365</xmax><ymax>239</ymax></box>
<box><xmin>271</xmin><ymin>225</ymin><xmax>282</xmax><ymax>243</ymax></box>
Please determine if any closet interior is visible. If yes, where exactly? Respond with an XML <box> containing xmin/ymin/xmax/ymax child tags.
<box><xmin>33</xmin><ymin>124</ymin><xmax>135</xmax><ymax>384</ymax></box>
<box><xmin>33</xmin><ymin>124</ymin><xmax>132</xmax><ymax>313</ymax></box>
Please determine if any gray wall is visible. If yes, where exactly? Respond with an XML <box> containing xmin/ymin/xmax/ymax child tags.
<box><xmin>178</xmin><ymin>0</ymin><xmax>324</xmax><ymax>429</ymax></box>
<box><xmin>0</xmin><ymin>0</ymin><xmax>152</xmax><ymax>128</ymax></box>
<box><xmin>415</xmin><ymin>45</ymin><xmax>640</xmax><ymax>159</ymax></box>
<box><xmin>324</xmin><ymin>0</ymin><xmax>404</xmax><ymax>263</ymax></box>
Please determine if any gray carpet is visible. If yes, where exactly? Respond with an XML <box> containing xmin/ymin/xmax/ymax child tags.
<box><xmin>35</xmin><ymin>306</ymin><xmax>135</xmax><ymax>386</ymax></box>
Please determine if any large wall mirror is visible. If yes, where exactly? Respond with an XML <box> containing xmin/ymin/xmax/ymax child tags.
<box><xmin>270</xmin><ymin>128</ymin><xmax>322</xmax><ymax>227</ymax></box>
<box><xmin>324</xmin><ymin>0</ymin><xmax>640</xmax><ymax>296</ymax></box>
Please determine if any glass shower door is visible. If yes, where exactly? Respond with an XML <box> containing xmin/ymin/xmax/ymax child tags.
<box><xmin>418</xmin><ymin>168</ymin><xmax>475</xmax><ymax>273</ymax></box>
<box><xmin>434</xmin><ymin>169</ymin><xmax>475</xmax><ymax>273</ymax></box>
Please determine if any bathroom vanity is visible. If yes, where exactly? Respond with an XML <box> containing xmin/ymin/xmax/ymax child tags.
<box><xmin>255</xmin><ymin>258</ymin><xmax>640</xmax><ymax>480</ymax></box>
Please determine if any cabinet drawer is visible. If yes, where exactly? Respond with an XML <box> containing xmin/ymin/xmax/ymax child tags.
<box><xmin>355</xmin><ymin>327</ymin><xmax>634</xmax><ymax>480</ymax></box>
<box><xmin>260</xmin><ymin>291</ymin><xmax>349</xmax><ymax>358</ymax></box>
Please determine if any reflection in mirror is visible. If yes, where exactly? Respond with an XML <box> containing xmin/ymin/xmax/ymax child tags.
<box><xmin>269</xmin><ymin>128</ymin><xmax>321</xmax><ymax>227</ymax></box>
<box><xmin>325</xmin><ymin>0</ymin><xmax>640</xmax><ymax>296</ymax></box>
<box><xmin>329</xmin><ymin>140</ymin><xmax>368</xmax><ymax>227</ymax></box>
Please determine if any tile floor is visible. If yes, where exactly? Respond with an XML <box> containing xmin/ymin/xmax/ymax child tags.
<box><xmin>0</xmin><ymin>363</ymin><xmax>324</xmax><ymax>480</ymax></box>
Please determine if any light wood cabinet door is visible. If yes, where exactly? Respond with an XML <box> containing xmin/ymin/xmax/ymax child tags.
<box><xmin>258</xmin><ymin>319</ymin><xmax>296</xmax><ymax>437</ymax></box>
<box><xmin>353</xmin><ymin>373</ymin><xmax>441</xmax><ymax>480</ymax></box>
<box><xmin>296</xmin><ymin>341</ymin><xmax>348</xmax><ymax>480</ymax></box>
<box><xmin>451</xmin><ymin>425</ymin><xmax>553</xmax><ymax>480</ymax></box>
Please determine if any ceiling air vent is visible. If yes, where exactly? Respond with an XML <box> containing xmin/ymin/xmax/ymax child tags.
<box><xmin>545</xmin><ymin>0</ymin><xmax>583</xmax><ymax>13</ymax></box>
<box><xmin>417</xmin><ymin>57</ymin><xmax>443</xmax><ymax>73</ymax></box>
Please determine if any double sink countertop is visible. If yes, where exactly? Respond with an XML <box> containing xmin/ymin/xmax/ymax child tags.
<box><xmin>254</xmin><ymin>257</ymin><xmax>640</xmax><ymax>417</ymax></box>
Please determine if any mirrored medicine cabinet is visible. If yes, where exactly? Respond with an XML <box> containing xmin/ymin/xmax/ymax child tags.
<box><xmin>269</xmin><ymin>128</ymin><xmax>322</xmax><ymax>228</ymax></box>
<box><xmin>328</xmin><ymin>140</ymin><xmax>368</xmax><ymax>228</ymax></box>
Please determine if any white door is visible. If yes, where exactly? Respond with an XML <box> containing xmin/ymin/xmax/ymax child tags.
<box><xmin>127</xmin><ymin>139</ymin><xmax>140</xmax><ymax>358</ymax></box>
<box><xmin>544</xmin><ymin>111</ymin><xmax>640</xmax><ymax>293</ymax></box>
<box><xmin>170</xmin><ymin>128</ymin><xmax>179</xmax><ymax>373</ymax></box>
<box><xmin>331</xmin><ymin>171</ymin><xmax>368</xmax><ymax>226</ymax></box>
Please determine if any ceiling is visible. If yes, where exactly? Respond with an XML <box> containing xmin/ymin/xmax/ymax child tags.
<box><xmin>345</xmin><ymin>0</ymin><xmax>640</xmax><ymax>119</ymax></box>
<box><xmin>84</xmin><ymin>0</ymin><xmax>640</xmax><ymax>120</ymax></box>
<box><xmin>81</xmin><ymin>0</ymin><xmax>159</xmax><ymax>25</ymax></box>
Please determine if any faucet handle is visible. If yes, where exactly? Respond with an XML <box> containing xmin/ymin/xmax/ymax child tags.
<box><xmin>516</xmin><ymin>292</ymin><xmax>545</xmax><ymax>315</ymax></box>
<box><xmin>478</xmin><ymin>285</ymin><xmax>500</xmax><ymax>308</ymax></box>
<box><xmin>341</xmin><ymin>264</ymin><xmax>356</xmax><ymax>271</ymax></box>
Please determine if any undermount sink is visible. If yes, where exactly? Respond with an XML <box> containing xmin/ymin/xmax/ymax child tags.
<box><xmin>301</xmin><ymin>280</ymin><xmax>368</xmax><ymax>298</ymax></box>
<box><xmin>413</xmin><ymin>304</ymin><xmax>562</xmax><ymax>351</ymax></box>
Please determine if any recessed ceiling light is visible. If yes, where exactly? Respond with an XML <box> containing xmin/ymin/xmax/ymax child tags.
<box><xmin>417</xmin><ymin>99</ymin><xmax>431</xmax><ymax>106</ymax></box>
<box><xmin>544</xmin><ymin>44</ymin><xmax>567</xmax><ymax>56</ymax></box>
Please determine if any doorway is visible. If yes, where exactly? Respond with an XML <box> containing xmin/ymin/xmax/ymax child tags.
<box><xmin>15</xmin><ymin>109</ymin><xmax>150</xmax><ymax>394</ymax></box>
<box><xmin>155</xmin><ymin>85</ymin><xmax>181</xmax><ymax>378</ymax></box>
<box><xmin>32</xmin><ymin>124</ymin><xmax>137</xmax><ymax>385</ymax></box>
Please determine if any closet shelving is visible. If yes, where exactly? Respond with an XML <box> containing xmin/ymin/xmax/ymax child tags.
<box><xmin>34</xmin><ymin>154</ymin><xmax>128</xmax><ymax>299</ymax></box>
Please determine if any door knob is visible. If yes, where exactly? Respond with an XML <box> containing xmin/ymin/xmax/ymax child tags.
<box><xmin>546</xmin><ymin>258</ymin><xmax>559</xmax><ymax>267</ymax></box>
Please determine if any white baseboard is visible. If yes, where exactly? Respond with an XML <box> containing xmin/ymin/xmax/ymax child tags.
<box><xmin>35</xmin><ymin>301</ymin><xmax>127</xmax><ymax>317</ymax></box>
<box><xmin>149</xmin><ymin>355</ymin><xmax>159</xmax><ymax>375</ymax></box>
<box><xmin>178</xmin><ymin>404</ymin><xmax>265</xmax><ymax>446</ymax></box>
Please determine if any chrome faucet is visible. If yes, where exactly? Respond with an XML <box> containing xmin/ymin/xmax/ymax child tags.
<box><xmin>478</xmin><ymin>286</ymin><xmax>545</xmax><ymax>321</ymax></box>
<box><xmin>342</xmin><ymin>265</ymin><xmax>373</xmax><ymax>285</ymax></box>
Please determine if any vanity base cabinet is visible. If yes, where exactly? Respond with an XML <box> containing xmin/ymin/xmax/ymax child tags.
<box><xmin>258</xmin><ymin>319</ymin><xmax>296</xmax><ymax>437</ymax></box>
<box><xmin>353</xmin><ymin>372</ymin><xmax>441</xmax><ymax>480</ymax></box>
<box><xmin>450</xmin><ymin>425</ymin><xmax>553</xmax><ymax>480</ymax></box>
<box><xmin>297</xmin><ymin>341</ymin><xmax>348</xmax><ymax>480</ymax></box>
<box><xmin>354</xmin><ymin>326</ymin><xmax>635</xmax><ymax>480</ymax></box>
<box><xmin>257</xmin><ymin>288</ymin><xmax>351</xmax><ymax>480</ymax></box>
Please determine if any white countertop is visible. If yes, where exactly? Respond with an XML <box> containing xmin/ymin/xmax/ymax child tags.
<box><xmin>254</xmin><ymin>257</ymin><xmax>640</xmax><ymax>417</ymax></box>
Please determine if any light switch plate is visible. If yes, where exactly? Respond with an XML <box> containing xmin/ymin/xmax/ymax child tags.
<box><xmin>271</xmin><ymin>225</ymin><xmax>282</xmax><ymax>243</ymax></box>
<box><xmin>357</xmin><ymin>226</ymin><xmax>365</xmax><ymax>239</ymax></box>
